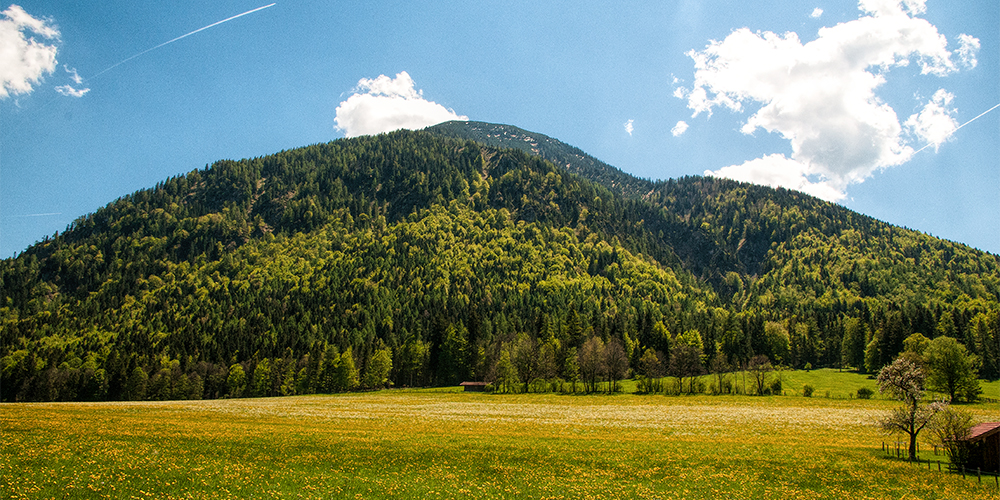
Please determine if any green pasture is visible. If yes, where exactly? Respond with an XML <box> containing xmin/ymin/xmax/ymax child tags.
<box><xmin>2</xmin><ymin>373</ymin><xmax>998</xmax><ymax>499</ymax></box>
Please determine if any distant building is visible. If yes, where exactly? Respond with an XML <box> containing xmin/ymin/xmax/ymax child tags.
<box><xmin>460</xmin><ymin>381</ymin><xmax>488</xmax><ymax>392</ymax></box>
<box><xmin>962</xmin><ymin>422</ymin><xmax>1000</xmax><ymax>473</ymax></box>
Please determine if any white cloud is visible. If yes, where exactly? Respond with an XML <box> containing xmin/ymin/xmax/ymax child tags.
<box><xmin>334</xmin><ymin>71</ymin><xmax>467</xmax><ymax>137</ymax></box>
<box><xmin>905</xmin><ymin>89</ymin><xmax>957</xmax><ymax>151</ymax></box>
<box><xmin>624</xmin><ymin>119</ymin><xmax>634</xmax><ymax>136</ymax></box>
<box><xmin>64</xmin><ymin>65</ymin><xmax>82</xmax><ymax>84</ymax></box>
<box><xmin>810</xmin><ymin>8</ymin><xmax>823</xmax><ymax>19</ymax></box>
<box><xmin>54</xmin><ymin>84</ymin><xmax>87</xmax><ymax>97</ymax></box>
<box><xmin>54</xmin><ymin>65</ymin><xmax>89</xmax><ymax>97</ymax></box>
<box><xmin>956</xmin><ymin>33</ymin><xmax>979</xmax><ymax>69</ymax></box>
<box><xmin>671</xmin><ymin>121</ymin><xmax>689</xmax><ymax>136</ymax></box>
<box><xmin>706</xmin><ymin>154</ymin><xmax>845</xmax><ymax>201</ymax></box>
<box><xmin>683</xmin><ymin>0</ymin><xmax>972</xmax><ymax>201</ymax></box>
<box><xmin>859</xmin><ymin>0</ymin><xmax>926</xmax><ymax>17</ymax></box>
<box><xmin>0</xmin><ymin>5</ymin><xmax>59</xmax><ymax>99</ymax></box>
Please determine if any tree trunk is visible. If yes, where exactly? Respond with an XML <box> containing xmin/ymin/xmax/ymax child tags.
<box><xmin>908</xmin><ymin>432</ymin><xmax>918</xmax><ymax>461</ymax></box>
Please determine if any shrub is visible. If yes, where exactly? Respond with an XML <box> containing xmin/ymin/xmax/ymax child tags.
<box><xmin>802</xmin><ymin>384</ymin><xmax>815</xmax><ymax>397</ymax></box>
<box><xmin>856</xmin><ymin>387</ymin><xmax>873</xmax><ymax>399</ymax></box>
<box><xmin>529</xmin><ymin>378</ymin><xmax>549</xmax><ymax>393</ymax></box>
<box><xmin>549</xmin><ymin>378</ymin><xmax>565</xmax><ymax>393</ymax></box>
<box><xmin>637</xmin><ymin>375</ymin><xmax>664</xmax><ymax>394</ymax></box>
<box><xmin>929</xmin><ymin>407</ymin><xmax>975</xmax><ymax>468</ymax></box>
<box><xmin>769</xmin><ymin>378</ymin><xmax>783</xmax><ymax>395</ymax></box>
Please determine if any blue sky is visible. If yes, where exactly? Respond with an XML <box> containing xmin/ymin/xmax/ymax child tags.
<box><xmin>1</xmin><ymin>0</ymin><xmax>997</xmax><ymax>258</ymax></box>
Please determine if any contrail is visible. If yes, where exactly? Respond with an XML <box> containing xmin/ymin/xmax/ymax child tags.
<box><xmin>913</xmin><ymin>102</ymin><xmax>1000</xmax><ymax>155</ymax></box>
<box><xmin>7</xmin><ymin>213</ymin><xmax>62</xmax><ymax>218</ymax></box>
<box><xmin>88</xmin><ymin>3</ymin><xmax>276</xmax><ymax>81</ymax></box>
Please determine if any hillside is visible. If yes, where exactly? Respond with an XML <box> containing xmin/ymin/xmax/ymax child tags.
<box><xmin>1</xmin><ymin>126</ymin><xmax>998</xmax><ymax>402</ymax></box>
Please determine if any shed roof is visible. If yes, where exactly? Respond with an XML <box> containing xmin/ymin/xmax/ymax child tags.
<box><xmin>460</xmin><ymin>381</ymin><xmax>487</xmax><ymax>386</ymax></box>
<box><xmin>966</xmin><ymin>422</ymin><xmax>1000</xmax><ymax>442</ymax></box>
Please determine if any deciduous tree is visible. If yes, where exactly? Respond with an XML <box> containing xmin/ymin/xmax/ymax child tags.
<box><xmin>924</xmin><ymin>336</ymin><xmax>981</xmax><ymax>402</ymax></box>
<box><xmin>668</xmin><ymin>343</ymin><xmax>704</xmax><ymax>394</ymax></box>
<box><xmin>928</xmin><ymin>407</ymin><xmax>975</xmax><ymax>468</ymax></box>
<box><xmin>876</xmin><ymin>355</ymin><xmax>946</xmax><ymax>461</ymax></box>
<box><xmin>746</xmin><ymin>354</ymin><xmax>772</xmax><ymax>396</ymax></box>
<box><xmin>604</xmin><ymin>339</ymin><xmax>629</xmax><ymax>393</ymax></box>
<box><xmin>578</xmin><ymin>336</ymin><xmax>606</xmax><ymax>393</ymax></box>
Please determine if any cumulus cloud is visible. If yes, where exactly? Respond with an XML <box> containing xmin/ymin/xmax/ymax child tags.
<box><xmin>0</xmin><ymin>4</ymin><xmax>60</xmax><ymax>99</ymax></box>
<box><xmin>956</xmin><ymin>34</ymin><xmax>979</xmax><ymax>69</ymax></box>
<box><xmin>905</xmin><ymin>89</ymin><xmax>957</xmax><ymax>151</ymax></box>
<box><xmin>671</xmin><ymin>121</ymin><xmax>688</xmax><ymax>137</ymax></box>
<box><xmin>810</xmin><ymin>8</ymin><xmax>823</xmax><ymax>19</ymax></box>
<box><xmin>681</xmin><ymin>0</ymin><xmax>972</xmax><ymax>201</ymax></box>
<box><xmin>624</xmin><ymin>119</ymin><xmax>634</xmax><ymax>136</ymax></box>
<box><xmin>706</xmin><ymin>154</ymin><xmax>845</xmax><ymax>201</ymax></box>
<box><xmin>334</xmin><ymin>71</ymin><xmax>467</xmax><ymax>137</ymax></box>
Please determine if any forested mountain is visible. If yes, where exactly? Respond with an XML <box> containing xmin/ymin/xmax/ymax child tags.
<box><xmin>1</xmin><ymin>125</ymin><xmax>998</xmax><ymax>402</ymax></box>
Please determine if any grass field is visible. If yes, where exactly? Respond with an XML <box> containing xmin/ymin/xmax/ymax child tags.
<box><xmin>3</xmin><ymin>379</ymin><xmax>999</xmax><ymax>499</ymax></box>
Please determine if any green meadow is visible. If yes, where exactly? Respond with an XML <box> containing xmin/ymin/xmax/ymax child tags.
<box><xmin>3</xmin><ymin>375</ymin><xmax>998</xmax><ymax>499</ymax></box>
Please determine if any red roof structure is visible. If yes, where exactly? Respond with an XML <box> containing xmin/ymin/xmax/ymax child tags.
<box><xmin>961</xmin><ymin>422</ymin><xmax>1000</xmax><ymax>473</ymax></box>
<box><xmin>967</xmin><ymin>422</ymin><xmax>1000</xmax><ymax>441</ymax></box>
<box><xmin>460</xmin><ymin>381</ymin><xmax>488</xmax><ymax>392</ymax></box>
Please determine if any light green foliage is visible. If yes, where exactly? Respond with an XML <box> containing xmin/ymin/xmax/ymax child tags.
<box><xmin>494</xmin><ymin>348</ymin><xmax>519</xmax><ymax>394</ymax></box>
<box><xmin>561</xmin><ymin>347</ymin><xmax>579</xmax><ymax>388</ymax></box>
<box><xmin>251</xmin><ymin>358</ymin><xmax>271</xmax><ymax>397</ymax></box>
<box><xmin>226</xmin><ymin>364</ymin><xmax>246</xmax><ymax>398</ymax></box>
<box><xmin>363</xmin><ymin>347</ymin><xmax>393</xmax><ymax>390</ymax></box>
<box><xmin>399</xmin><ymin>336</ymin><xmax>430</xmax><ymax>388</ymax></box>
<box><xmin>865</xmin><ymin>331</ymin><xmax>883</xmax><ymax>374</ymax></box>
<box><xmin>124</xmin><ymin>366</ymin><xmax>148</xmax><ymax>401</ymax></box>
<box><xmin>903</xmin><ymin>333</ymin><xmax>930</xmax><ymax>356</ymax></box>
<box><xmin>840</xmin><ymin>317</ymin><xmax>868</xmax><ymax>371</ymax></box>
<box><xmin>438</xmin><ymin>323</ymin><xmax>468</xmax><ymax>386</ymax></box>
<box><xmin>764</xmin><ymin>321</ymin><xmax>789</xmax><ymax>365</ymax></box>
<box><xmin>924</xmin><ymin>336</ymin><xmax>981</xmax><ymax>402</ymax></box>
<box><xmin>649</xmin><ymin>321</ymin><xmax>672</xmax><ymax>358</ymax></box>
<box><xmin>334</xmin><ymin>347</ymin><xmax>359</xmax><ymax>392</ymax></box>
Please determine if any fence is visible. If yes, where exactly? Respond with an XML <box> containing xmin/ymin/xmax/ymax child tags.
<box><xmin>882</xmin><ymin>441</ymin><xmax>1000</xmax><ymax>488</ymax></box>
